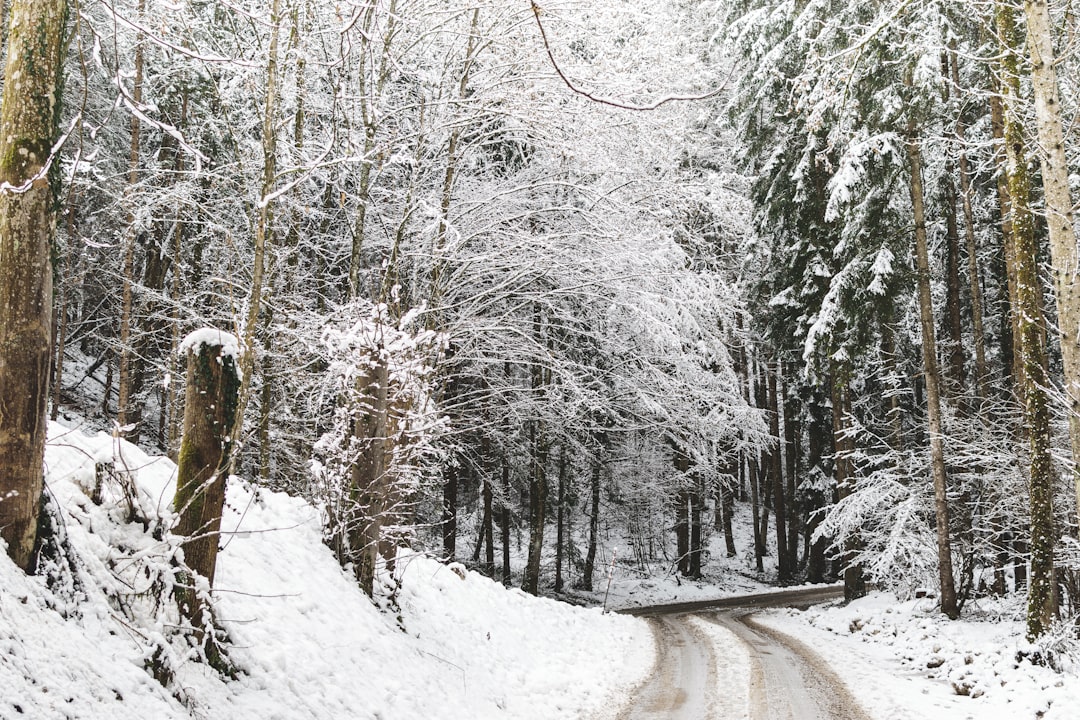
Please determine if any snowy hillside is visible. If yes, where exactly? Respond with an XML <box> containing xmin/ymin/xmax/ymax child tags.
<box><xmin>0</xmin><ymin>422</ymin><xmax>653</xmax><ymax>720</ymax></box>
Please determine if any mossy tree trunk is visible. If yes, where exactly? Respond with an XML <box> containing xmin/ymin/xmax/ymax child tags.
<box><xmin>1023</xmin><ymin>0</ymin><xmax>1080</xmax><ymax>551</ymax></box>
<box><xmin>174</xmin><ymin>334</ymin><xmax>241</xmax><ymax>638</ymax></box>
<box><xmin>0</xmin><ymin>0</ymin><xmax>68</xmax><ymax>573</ymax></box>
<box><xmin>996</xmin><ymin>0</ymin><xmax>1058</xmax><ymax>640</ymax></box>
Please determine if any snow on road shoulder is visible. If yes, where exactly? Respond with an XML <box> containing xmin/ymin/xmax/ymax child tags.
<box><xmin>1</xmin><ymin>421</ymin><xmax>654</xmax><ymax>720</ymax></box>
<box><xmin>755</xmin><ymin>592</ymin><xmax>1080</xmax><ymax>720</ymax></box>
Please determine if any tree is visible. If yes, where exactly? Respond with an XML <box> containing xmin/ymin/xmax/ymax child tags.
<box><xmin>0</xmin><ymin>0</ymin><xmax>68</xmax><ymax>572</ymax></box>
<box><xmin>172</xmin><ymin>329</ymin><xmax>241</xmax><ymax>658</ymax></box>
<box><xmin>1022</xmin><ymin>0</ymin><xmax>1080</xmax><ymax>536</ymax></box>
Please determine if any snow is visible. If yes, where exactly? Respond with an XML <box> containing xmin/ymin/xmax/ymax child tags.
<box><xmin>756</xmin><ymin>592</ymin><xmax>1080</xmax><ymax>720</ymax></box>
<box><xmin>6</xmin><ymin>421</ymin><xmax>1080</xmax><ymax>720</ymax></box>
<box><xmin>178</xmin><ymin>327</ymin><xmax>241</xmax><ymax>361</ymax></box>
<box><xmin>1</xmin><ymin>421</ymin><xmax>654</xmax><ymax>720</ymax></box>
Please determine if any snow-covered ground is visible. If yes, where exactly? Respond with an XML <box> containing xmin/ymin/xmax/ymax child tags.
<box><xmin>1</xmin><ymin>421</ymin><xmax>654</xmax><ymax>720</ymax></box>
<box><xmin>5</xmin><ymin>419</ymin><xmax>1080</xmax><ymax>720</ymax></box>
<box><xmin>758</xmin><ymin>592</ymin><xmax>1080</xmax><ymax>720</ymax></box>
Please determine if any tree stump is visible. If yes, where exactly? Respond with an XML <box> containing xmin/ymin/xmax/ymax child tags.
<box><xmin>173</xmin><ymin>329</ymin><xmax>240</xmax><ymax>647</ymax></box>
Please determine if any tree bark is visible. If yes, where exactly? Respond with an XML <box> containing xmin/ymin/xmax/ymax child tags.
<box><xmin>583</xmin><ymin>456</ymin><xmax>601</xmax><ymax>591</ymax></box>
<box><xmin>116</xmin><ymin>0</ymin><xmax>146</xmax><ymax>440</ymax></box>
<box><xmin>174</xmin><ymin>331</ymin><xmax>241</xmax><ymax>637</ymax></box>
<box><xmin>1023</xmin><ymin>0</ymin><xmax>1080</xmax><ymax>540</ymax></box>
<box><xmin>0</xmin><ymin>0</ymin><xmax>67</xmax><ymax>573</ymax></box>
<box><xmin>907</xmin><ymin>93</ymin><xmax>959</xmax><ymax>618</ymax></box>
<box><xmin>949</xmin><ymin>44</ymin><xmax>989</xmax><ymax>403</ymax></box>
<box><xmin>769</xmin><ymin>361</ymin><xmax>791</xmax><ymax>583</ymax></box>
<box><xmin>554</xmin><ymin>444</ymin><xmax>567</xmax><ymax>592</ymax></box>
<box><xmin>997</xmin><ymin>0</ymin><xmax>1058</xmax><ymax>639</ymax></box>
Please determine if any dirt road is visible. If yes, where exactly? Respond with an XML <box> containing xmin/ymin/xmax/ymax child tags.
<box><xmin>616</xmin><ymin>586</ymin><xmax>873</xmax><ymax>720</ymax></box>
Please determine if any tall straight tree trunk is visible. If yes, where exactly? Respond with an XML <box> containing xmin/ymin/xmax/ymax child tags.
<box><xmin>748</xmin><ymin>451</ymin><xmax>763</xmax><ymax>573</ymax></box>
<box><xmin>116</xmin><ymin>0</ymin><xmax>146</xmax><ymax>440</ymax></box>
<box><xmin>906</xmin><ymin>91</ymin><xmax>959</xmax><ymax>619</ymax></box>
<box><xmin>990</xmin><ymin>90</ymin><xmax>1024</xmax><ymax>391</ymax></box>
<box><xmin>673</xmin><ymin>446</ymin><xmax>691</xmax><ymax>576</ymax></box>
<box><xmin>831</xmin><ymin>361</ymin><xmax>865</xmax><ymax>600</ymax></box>
<box><xmin>949</xmin><ymin>44</ymin><xmax>989</xmax><ymax>403</ymax></box>
<box><xmin>1023</xmin><ymin>0</ymin><xmax>1080</xmax><ymax>538</ymax></box>
<box><xmin>554</xmin><ymin>445</ymin><xmax>567</xmax><ymax>592</ymax></box>
<box><xmin>769</xmin><ymin>361</ymin><xmax>791</xmax><ymax>583</ymax></box>
<box><xmin>501</xmin><ymin>446</ymin><xmax>512</xmax><ymax>586</ymax></box>
<box><xmin>234</xmin><ymin>0</ymin><xmax>282</xmax><ymax>452</ymax></box>
<box><xmin>522</xmin><ymin>417</ymin><xmax>547</xmax><ymax>595</ymax></box>
<box><xmin>0</xmin><ymin>0</ymin><xmax>67</xmax><ymax>572</ymax></box>
<box><xmin>689</xmin><ymin>474</ymin><xmax>703</xmax><ymax>579</ymax></box>
<box><xmin>997</xmin><ymin>1</ymin><xmax>1058</xmax><ymax>639</ymax></box>
<box><xmin>583</xmin><ymin>460</ymin><xmax>601</xmax><ymax>591</ymax></box>
<box><xmin>943</xmin><ymin>179</ymin><xmax>966</xmax><ymax>396</ymax></box>
<box><xmin>782</xmin><ymin>367</ymin><xmax>800</xmax><ymax>567</ymax></box>
<box><xmin>482</xmin><ymin>475</ymin><xmax>495</xmax><ymax>577</ymax></box>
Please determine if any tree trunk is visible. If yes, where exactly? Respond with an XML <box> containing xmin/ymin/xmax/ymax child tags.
<box><xmin>350</xmin><ymin>350</ymin><xmax>390</xmax><ymax>596</ymax></box>
<box><xmin>116</xmin><ymin>0</ymin><xmax>146</xmax><ymax>440</ymax></box>
<box><xmin>0</xmin><ymin>0</ymin><xmax>67</xmax><ymax>573</ymax></box>
<box><xmin>769</xmin><ymin>361</ymin><xmax>791</xmax><ymax>583</ymax></box>
<box><xmin>233</xmin><ymin>0</ymin><xmax>282</xmax><ymax>453</ymax></box>
<box><xmin>173</xmin><ymin>331</ymin><xmax>241</xmax><ymax>638</ymax></box>
<box><xmin>554</xmin><ymin>444</ymin><xmax>567</xmax><ymax>592</ymax></box>
<box><xmin>674</xmin><ymin>445</ymin><xmax>691</xmax><ymax>576</ymax></box>
<box><xmin>1023</xmin><ymin>0</ymin><xmax>1080</xmax><ymax>539</ymax></box>
<box><xmin>501</xmin><ymin>447</ymin><xmax>512</xmax><ymax>586</ymax></box>
<box><xmin>906</xmin><ymin>89</ymin><xmax>959</xmax><ymax>619</ymax></box>
<box><xmin>782</xmin><ymin>367</ymin><xmax>800</xmax><ymax>566</ymax></box>
<box><xmin>522</xmin><ymin>416</ymin><xmax>547</xmax><ymax>595</ymax></box>
<box><xmin>831</xmin><ymin>363</ymin><xmax>865</xmax><ymax>600</ymax></box>
<box><xmin>583</xmin><ymin>457</ymin><xmax>601</xmax><ymax>591</ymax></box>
<box><xmin>949</xmin><ymin>44</ymin><xmax>989</xmax><ymax>403</ymax></box>
<box><xmin>997</xmin><ymin>0</ymin><xmax>1057</xmax><ymax>639</ymax></box>
<box><xmin>689</xmin><ymin>475</ymin><xmax>703</xmax><ymax>579</ymax></box>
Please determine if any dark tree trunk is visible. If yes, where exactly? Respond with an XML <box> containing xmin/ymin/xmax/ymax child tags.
<box><xmin>769</xmin><ymin>362</ymin><xmax>791</xmax><ymax>584</ymax></box>
<box><xmin>522</xmin><ymin>416</ymin><xmax>547</xmax><ymax>595</ymax></box>
<box><xmin>832</xmin><ymin>365</ymin><xmax>865</xmax><ymax>600</ymax></box>
<box><xmin>689</xmin><ymin>474</ymin><xmax>703</xmax><ymax>579</ymax></box>
<box><xmin>674</xmin><ymin>445</ymin><xmax>691</xmax><ymax>576</ymax></box>
<box><xmin>501</xmin><ymin>449</ymin><xmax>511</xmax><ymax>586</ymax></box>
<box><xmin>583</xmin><ymin>457</ymin><xmax>601</xmax><ymax>591</ymax></box>
<box><xmin>442</xmin><ymin>462</ymin><xmax>458</xmax><ymax>560</ymax></box>
<box><xmin>554</xmin><ymin>445</ymin><xmax>567</xmax><ymax>592</ymax></box>
<box><xmin>782</xmin><ymin>368</ymin><xmax>800</xmax><ymax>568</ymax></box>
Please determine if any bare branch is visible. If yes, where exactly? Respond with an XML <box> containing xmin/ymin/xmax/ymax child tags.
<box><xmin>528</xmin><ymin>1</ymin><xmax>726</xmax><ymax>111</ymax></box>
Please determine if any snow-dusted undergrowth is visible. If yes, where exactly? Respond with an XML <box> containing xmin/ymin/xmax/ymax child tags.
<box><xmin>1</xmin><ymin>422</ymin><xmax>653</xmax><ymax>720</ymax></box>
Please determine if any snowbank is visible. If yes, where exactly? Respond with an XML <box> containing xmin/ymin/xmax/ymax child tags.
<box><xmin>757</xmin><ymin>592</ymin><xmax>1080</xmax><ymax>720</ymax></box>
<box><xmin>0</xmin><ymin>422</ymin><xmax>653</xmax><ymax>720</ymax></box>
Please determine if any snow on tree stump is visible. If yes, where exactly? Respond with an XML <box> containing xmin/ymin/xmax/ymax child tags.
<box><xmin>172</xmin><ymin>328</ymin><xmax>241</xmax><ymax>654</ymax></box>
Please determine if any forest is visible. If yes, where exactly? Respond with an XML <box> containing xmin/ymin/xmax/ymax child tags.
<box><xmin>1</xmin><ymin>0</ymin><xmax>1080</xmax><ymax>682</ymax></box>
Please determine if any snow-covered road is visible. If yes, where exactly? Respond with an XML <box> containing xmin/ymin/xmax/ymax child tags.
<box><xmin>616</xmin><ymin>586</ymin><xmax>871</xmax><ymax>720</ymax></box>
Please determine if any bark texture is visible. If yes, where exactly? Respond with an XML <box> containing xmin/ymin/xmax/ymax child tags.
<box><xmin>1023</xmin><ymin>0</ymin><xmax>1080</xmax><ymax>539</ymax></box>
<box><xmin>174</xmin><ymin>336</ymin><xmax>241</xmax><ymax>632</ymax></box>
<box><xmin>907</xmin><ymin>105</ymin><xmax>959</xmax><ymax>619</ymax></box>
<box><xmin>0</xmin><ymin>0</ymin><xmax>67</xmax><ymax>572</ymax></box>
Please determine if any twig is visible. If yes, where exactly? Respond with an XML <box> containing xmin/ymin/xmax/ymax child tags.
<box><xmin>528</xmin><ymin>1</ymin><xmax>726</xmax><ymax>111</ymax></box>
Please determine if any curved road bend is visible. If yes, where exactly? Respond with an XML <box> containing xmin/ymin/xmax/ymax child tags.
<box><xmin>616</xmin><ymin>585</ymin><xmax>873</xmax><ymax>720</ymax></box>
